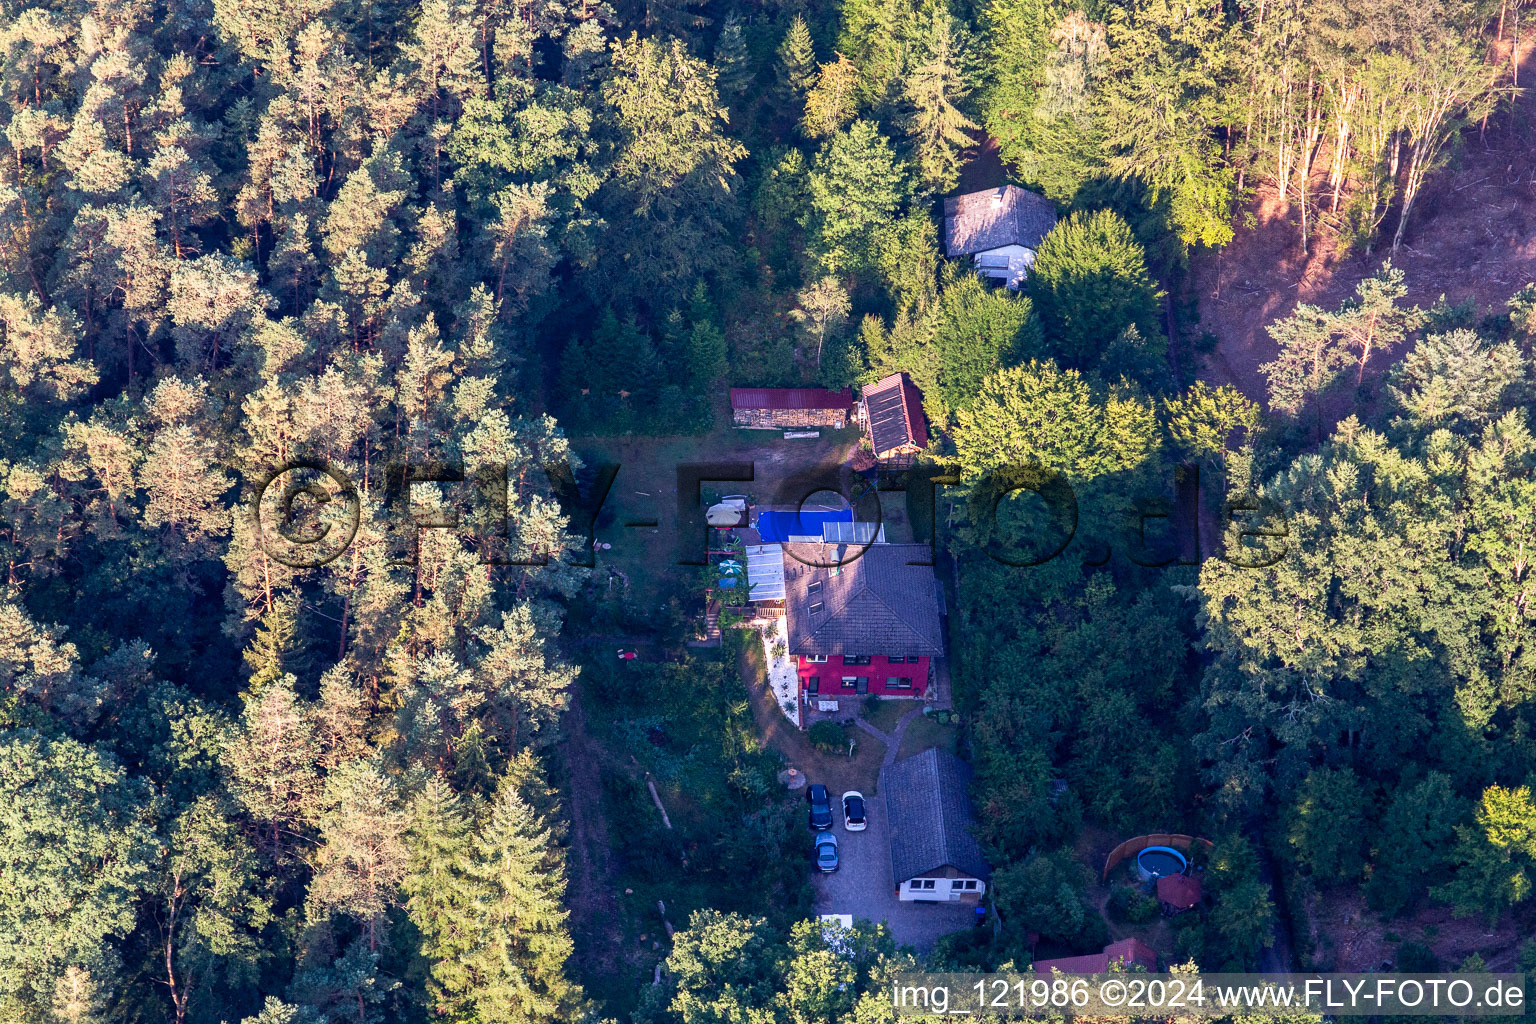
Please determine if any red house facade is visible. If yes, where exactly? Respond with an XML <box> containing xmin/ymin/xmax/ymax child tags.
<box><xmin>783</xmin><ymin>543</ymin><xmax>946</xmax><ymax>703</ymax></box>
<box><xmin>796</xmin><ymin>654</ymin><xmax>932</xmax><ymax>699</ymax></box>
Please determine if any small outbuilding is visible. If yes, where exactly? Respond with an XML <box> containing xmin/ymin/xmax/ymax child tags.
<box><xmin>942</xmin><ymin>185</ymin><xmax>1058</xmax><ymax>290</ymax></box>
<box><xmin>1156</xmin><ymin>873</ymin><xmax>1203</xmax><ymax>915</ymax></box>
<box><xmin>730</xmin><ymin>387</ymin><xmax>853</xmax><ymax>429</ymax></box>
<box><xmin>859</xmin><ymin>373</ymin><xmax>928</xmax><ymax>465</ymax></box>
<box><xmin>1034</xmin><ymin>937</ymin><xmax>1158</xmax><ymax>975</ymax></box>
<box><xmin>881</xmin><ymin>748</ymin><xmax>990</xmax><ymax>902</ymax></box>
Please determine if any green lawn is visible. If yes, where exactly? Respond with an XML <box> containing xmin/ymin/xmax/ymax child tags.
<box><xmin>897</xmin><ymin>711</ymin><xmax>961</xmax><ymax>761</ymax></box>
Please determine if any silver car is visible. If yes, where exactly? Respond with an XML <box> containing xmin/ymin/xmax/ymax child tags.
<box><xmin>814</xmin><ymin>832</ymin><xmax>840</xmax><ymax>873</ymax></box>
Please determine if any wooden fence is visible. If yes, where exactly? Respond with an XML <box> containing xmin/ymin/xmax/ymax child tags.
<box><xmin>1102</xmin><ymin>833</ymin><xmax>1215</xmax><ymax>881</ymax></box>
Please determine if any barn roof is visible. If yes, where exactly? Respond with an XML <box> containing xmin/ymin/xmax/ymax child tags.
<box><xmin>862</xmin><ymin>373</ymin><xmax>928</xmax><ymax>456</ymax></box>
<box><xmin>730</xmin><ymin>387</ymin><xmax>853</xmax><ymax>411</ymax></box>
<box><xmin>783</xmin><ymin>543</ymin><xmax>944</xmax><ymax>658</ymax></box>
<box><xmin>943</xmin><ymin>185</ymin><xmax>1058</xmax><ymax>256</ymax></box>
<box><xmin>881</xmin><ymin>748</ymin><xmax>990</xmax><ymax>883</ymax></box>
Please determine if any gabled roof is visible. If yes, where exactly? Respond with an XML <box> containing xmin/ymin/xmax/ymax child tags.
<box><xmin>783</xmin><ymin>543</ymin><xmax>944</xmax><ymax>658</ymax></box>
<box><xmin>881</xmin><ymin>748</ymin><xmax>990</xmax><ymax>883</ymax></box>
<box><xmin>1156</xmin><ymin>873</ymin><xmax>1203</xmax><ymax>910</ymax></box>
<box><xmin>862</xmin><ymin>373</ymin><xmax>928</xmax><ymax>456</ymax></box>
<box><xmin>1034</xmin><ymin>938</ymin><xmax>1157</xmax><ymax>976</ymax></box>
<box><xmin>730</xmin><ymin>387</ymin><xmax>853</xmax><ymax>411</ymax></box>
<box><xmin>943</xmin><ymin>185</ymin><xmax>1058</xmax><ymax>256</ymax></box>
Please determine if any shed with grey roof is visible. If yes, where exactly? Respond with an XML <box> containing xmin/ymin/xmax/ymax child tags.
<box><xmin>881</xmin><ymin>748</ymin><xmax>990</xmax><ymax>901</ymax></box>
<box><xmin>942</xmin><ymin>185</ymin><xmax>1058</xmax><ymax>290</ymax></box>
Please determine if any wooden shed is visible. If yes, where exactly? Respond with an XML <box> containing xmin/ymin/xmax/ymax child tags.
<box><xmin>729</xmin><ymin>387</ymin><xmax>853</xmax><ymax>429</ymax></box>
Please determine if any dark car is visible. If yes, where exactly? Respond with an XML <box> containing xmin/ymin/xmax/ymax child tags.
<box><xmin>814</xmin><ymin>832</ymin><xmax>840</xmax><ymax>872</ymax></box>
<box><xmin>806</xmin><ymin>784</ymin><xmax>833</xmax><ymax>830</ymax></box>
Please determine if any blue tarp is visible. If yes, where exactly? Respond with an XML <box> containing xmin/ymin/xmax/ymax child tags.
<box><xmin>755</xmin><ymin>508</ymin><xmax>853</xmax><ymax>543</ymax></box>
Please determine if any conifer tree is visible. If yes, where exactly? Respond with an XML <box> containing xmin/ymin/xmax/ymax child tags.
<box><xmin>777</xmin><ymin>15</ymin><xmax>818</xmax><ymax>102</ymax></box>
<box><xmin>903</xmin><ymin>7</ymin><xmax>978</xmax><ymax>191</ymax></box>
<box><xmin>461</xmin><ymin>783</ymin><xmax>580</xmax><ymax>1024</ymax></box>
<box><xmin>805</xmin><ymin>120</ymin><xmax>909</xmax><ymax>272</ymax></box>
<box><xmin>401</xmin><ymin>777</ymin><xmax>478</xmax><ymax>1018</ymax></box>
<box><xmin>799</xmin><ymin>55</ymin><xmax>860</xmax><ymax>139</ymax></box>
<box><xmin>713</xmin><ymin>13</ymin><xmax>753</xmax><ymax>98</ymax></box>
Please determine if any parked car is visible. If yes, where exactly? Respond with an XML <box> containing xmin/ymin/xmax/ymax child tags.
<box><xmin>806</xmin><ymin>784</ymin><xmax>833</xmax><ymax>830</ymax></box>
<box><xmin>814</xmin><ymin>832</ymin><xmax>840</xmax><ymax>873</ymax></box>
<box><xmin>842</xmin><ymin>791</ymin><xmax>867</xmax><ymax>831</ymax></box>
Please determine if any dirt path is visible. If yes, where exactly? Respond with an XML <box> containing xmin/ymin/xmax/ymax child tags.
<box><xmin>559</xmin><ymin>683</ymin><xmax>625</xmax><ymax>985</ymax></box>
<box><xmin>856</xmin><ymin>706</ymin><xmax>927</xmax><ymax>773</ymax></box>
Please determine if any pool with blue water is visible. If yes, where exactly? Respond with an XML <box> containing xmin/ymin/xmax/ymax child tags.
<box><xmin>755</xmin><ymin>508</ymin><xmax>853</xmax><ymax>543</ymax></box>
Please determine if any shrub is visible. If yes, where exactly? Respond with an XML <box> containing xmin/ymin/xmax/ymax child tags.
<box><xmin>1396</xmin><ymin>942</ymin><xmax>1438</xmax><ymax>972</ymax></box>
<box><xmin>807</xmin><ymin>720</ymin><xmax>846</xmax><ymax>752</ymax></box>
<box><xmin>1107</xmin><ymin>886</ymin><xmax>1160</xmax><ymax>924</ymax></box>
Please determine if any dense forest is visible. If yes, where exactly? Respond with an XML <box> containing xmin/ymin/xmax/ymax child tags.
<box><xmin>1</xmin><ymin>0</ymin><xmax>1534</xmax><ymax>1016</ymax></box>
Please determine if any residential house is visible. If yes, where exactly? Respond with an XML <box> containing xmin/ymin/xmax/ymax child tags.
<box><xmin>942</xmin><ymin>185</ymin><xmax>1058</xmax><ymax>290</ymax></box>
<box><xmin>881</xmin><ymin>748</ymin><xmax>990</xmax><ymax>902</ymax></box>
<box><xmin>730</xmin><ymin>387</ymin><xmax>853</xmax><ymax>429</ymax></box>
<box><xmin>783</xmin><ymin>542</ymin><xmax>944</xmax><ymax>700</ymax></box>
<box><xmin>1033</xmin><ymin>938</ymin><xmax>1158</xmax><ymax>975</ymax></box>
<box><xmin>859</xmin><ymin>373</ymin><xmax>928</xmax><ymax>465</ymax></box>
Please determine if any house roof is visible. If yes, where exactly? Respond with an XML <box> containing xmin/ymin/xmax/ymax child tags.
<box><xmin>1156</xmin><ymin>873</ymin><xmax>1203</xmax><ymax>910</ymax></box>
<box><xmin>943</xmin><ymin>185</ymin><xmax>1058</xmax><ymax>257</ymax></box>
<box><xmin>820</xmin><ymin>520</ymin><xmax>885</xmax><ymax>545</ymax></box>
<box><xmin>862</xmin><ymin>373</ymin><xmax>928</xmax><ymax>456</ymax></box>
<box><xmin>744</xmin><ymin>544</ymin><xmax>785</xmax><ymax>602</ymax></box>
<box><xmin>730</xmin><ymin>387</ymin><xmax>853</xmax><ymax>411</ymax></box>
<box><xmin>783</xmin><ymin>543</ymin><xmax>944</xmax><ymax>658</ymax></box>
<box><xmin>1034</xmin><ymin>938</ymin><xmax>1157</xmax><ymax>976</ymax></box>
<box><xmin>880</xmin><ymin>748</ymin><xmax>990</xmax><ymax>884</ymax></box>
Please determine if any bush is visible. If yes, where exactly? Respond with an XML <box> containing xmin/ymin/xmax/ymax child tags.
<box><xmin>1396</xmin><ymin>942</ymin><xmax>1438</xmax><ymax>972</ymax></box>
<box><xmin>807</xmin><ymin>721</ymin><xmax>847</xmax><ymax>752</ymax></box>
<box><xmin>1107</xmin><ymin>886</ymin><xmax>1160</xmax><ymax>924</ymax></box>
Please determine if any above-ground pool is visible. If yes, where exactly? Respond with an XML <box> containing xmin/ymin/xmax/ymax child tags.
<box><xmin>755</xmin><ymin>507</ymin><xmax>853</xmax><ymax>543</ymax></box>
<box><xmin>1136</xmin><ymin>846</ymin><xmax>1188</xmax><ymax>882</ymax></box>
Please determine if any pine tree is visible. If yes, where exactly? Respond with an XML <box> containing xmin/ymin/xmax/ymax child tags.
<box><xmin>713</xmin><ymin>12</ymin><xmax>753</xmax><ymax>98</ymax></box>
<box><xmin>902</xmin><ymin>7</ymin><xmax>978</xmax><ymax>191</ymax></box>
<box><xmin>461</xmin><ymin>783</ymin><xmax>580</xmax><ymax>1024</ymax></box>
<box><xmin>401</xmin><ymin>778</ymin><xmax>478</xmax><ymax>1018</ymax></box>
<box><xmin>777</xmin><ymin>15</ymin><xmax>818</xmax><ymax>101</ymax></box>
<box><xmin>223</xmin><ymin>675</ymin><xmax>322</xmax><ymax>858</ymax></box>
<box><xmin>308</xmin><ymin>760</ymin><xmax>410</xmax><ymax>950</ymax></box>
<box><xmin>50</xmin><ymin>964</ymin><xmax>113</xmax><ymax>1024</ymax></box>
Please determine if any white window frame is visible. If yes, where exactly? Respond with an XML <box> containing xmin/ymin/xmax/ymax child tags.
<box><xmin>805</xmin><ymin>654</ymin><xmax>828</xmax><ymax>664</ymax></box>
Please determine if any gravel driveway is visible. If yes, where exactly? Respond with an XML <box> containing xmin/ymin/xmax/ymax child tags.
<box><xmin>811</xmin><ymin>792</ymin><xmax>979</xmax><ymax>953</ymax></box>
